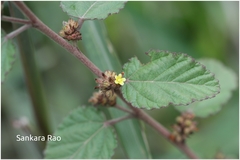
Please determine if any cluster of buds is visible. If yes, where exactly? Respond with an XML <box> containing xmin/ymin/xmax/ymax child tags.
<box><xmin>169</xmin><ymin>112</ymin><xmax>198</xmax><ymax>143</ymax></box>
<box><xmin>88</xmin><ymin>91</ymin><xmax>117</xmax><ymax>106</ymax></box>
<box><xmin>88</xmin><ymin>71</ymin><xmax>126</xmax><ymax>107</ymax></box>
<box><xmin>59</xmin><ymin>19</ymin><xmax>82</xmax><ymax>41</ymax></box>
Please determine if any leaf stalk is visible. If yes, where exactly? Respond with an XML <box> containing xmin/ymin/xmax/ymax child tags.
<box><xmin>1</xmin><ymin>15</ymin><xmax>31</xmax><ymax>24</ymax></box>
<box><xmin>4</xmin><ymin>24</ymin><xmax>31</xmax><ymax>40</ymax></box>
<box><xmin>104</xmin><ymin>114</ymin><xmax>133</xmax><ymax>127</ymax></box>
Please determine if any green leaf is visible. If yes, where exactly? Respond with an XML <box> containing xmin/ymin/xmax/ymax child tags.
<box><xmin>122</xmin><ymin>50</ymin><xmax>220</xmax><ymax>109</ymax></box>
<box><xmin>81</xmin><ymin>21</ymin><xmax>151</xmax><ymax>158</ymax></box>
<box><xmin>60</xmin><ymin>1</ymin><xmax>127</xmax><ymax>20</ymax></box>
<box><xmin>1</xmin><ymin>29</ymin><xmax>16</xmax><ymax>83</ymax></box>
<box><xmin>175</xmin><ymin>58</ymin><xmax>238</xmax><ymax>117</ymax></box>
<box><xmin>44</xmin><ymin>107</ymin><xmax>117</xmax><ymax>159</ymax></box>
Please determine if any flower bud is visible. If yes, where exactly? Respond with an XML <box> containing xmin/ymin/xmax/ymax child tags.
<box><xmin>170</xmin><ymin>112</ymin><xmax>197</xmax><ymax>144</ymax></box>
<box><xmin>176</xmin><ymin>116</ymin><xmax>184</xmax><ymax>124</ymax></box>
<box><xmin>184</xmin><ymin>119</ymin><xmax>192</xmax><ymax>127</ymax></box>
<box><xmin>184</xmin><ymin>127</ymin><xmax>191</xmax><ymax>135</ymax></box>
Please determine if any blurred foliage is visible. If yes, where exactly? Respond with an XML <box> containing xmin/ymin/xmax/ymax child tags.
<box><xmin>1</xmin><ymin>1</ymin><xmax>238</xmax><ymax>159</ymax></box>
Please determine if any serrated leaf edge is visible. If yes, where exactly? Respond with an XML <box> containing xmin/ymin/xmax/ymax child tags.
<box><xmin>122</xmin><ymin>50</ymin><xmax>221</xmax><ymax>110</ymax></box>
<box><xmin>1</xmin><ymin>34</ymin><xmax>16</xmax><ymax>83</ymax></box>
<box><xmin>44</xmin><ymin>106</ymin><xmax>118</xmax><ymax>158</ymax></box>
<box><xmin>122</xmin><ymin>56</ymin><xmax>142</xmax><ymax>82</ymax></box>
<box><xmin>177</xmin><ymin>58</ymin><xmax>237</xmax><ymax>118</ymax></box>
<box><xmin>60</xmin><ymin>1</ymin><xmax>127</xmax><ymax>20</ymax></box>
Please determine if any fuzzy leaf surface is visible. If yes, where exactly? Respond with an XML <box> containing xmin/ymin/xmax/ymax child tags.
<box><xmin>176</xmin><ymin>59</ymin><xmax>238</xmax><ymax>117</ymax></box>
<box><xmin>1</xmin><ymin>29</ymin><xmax>16</xmax><ymax>83</ymax></box>
<box><xmin>122</xmin><ymin>50</ymin><xmax>220</xmax><ymax>109</ymax></box>
<box><xmin>60</xmin><ymin>1</ymin><xmax>126</xmax><ymax>20</ymax></box>
<box><xmin>44</xmin><ymin>107</ymin><xmax>117</xmax><ymax>159</ymax></box>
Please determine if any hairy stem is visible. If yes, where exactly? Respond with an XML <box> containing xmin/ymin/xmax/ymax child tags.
<box><xmin>104</xmin><ymin>114</ymin><xmax>133</xmax><ymax>127</ymax></box>
<box><xmin>4</xmin><ymin>24</ymin><xmax>31</xmax><ymax>40</ymax></box>
<box><xmin>133</xmin><ymin>107</ymin><xmax>198</xmax><ymax>158</ymax></box>
<box><xmin>1</xmin><ymin>15</ymin><xmax>31</xmax><ymax>24</ymax></box>
<box><xmin>13</xmin><ymin>1</ymin><xmax>103</xmax><ymax>78</ymax></box>
<box><xmin>77</xmin><ymin>18</ymin><xmax>84</xmax><ymax>30</ymax></box>
<box><xmin>13</xmin><ymin>1</ymin><xmax>198</xmax><ymax>159</ymax></box>
<box><xmin>115</xmin><ymin>104</ymin><xmax>134</xmax><ymax>114</ymax></box>
<box><xmin>116</xmin><ymin>91</ymin><xmax>198</xmax><ymax>159</ymax></box>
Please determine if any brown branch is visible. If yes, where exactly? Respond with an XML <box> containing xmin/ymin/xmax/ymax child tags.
<box><xmin>13</xmin><ymin>1</ymin><xmax>103</xmax><ymax>78</ymax></box>
<box><xmin>104</xmin><ymin>114</ymin><xmax>133</xmax><ymax>127</ymax></box>
<box><xmin>115</xmin><ymin>104</ymin><xmax>134</xmax><ymax>115</ymax></box>
<box><xmin>4</xmin><ymin>24</ymin><xmax>31</xmax><ymax>40</ymax></box>
<box><xmin>12</xmin><ymin>1</ymin><xmax>38</xmax><ymax>24</ymax></box>
<box><xmin>77</xmin><ymin>18</ymin><xmax>84</xmax><ymax>30</ymax></box>
<box><xmin>116</xmin><ymin>91</ymin><xmax>198</xmax><ymax>159</ymax></box>
<box><xmin>1</xmin><ymin>15</ymin><xmax>31</xmax><ymax>24</ymax></box>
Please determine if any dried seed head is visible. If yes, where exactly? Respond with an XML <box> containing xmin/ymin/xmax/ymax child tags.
<box><xmin>59</xmin><ymin>19</ymin><xmax>82</xmax><ymax>41</ymax></box>
<box><xmin>184</xmin><ymin>119</ymin><xmax>192</xmax><ymax>127</ymax></box>
<box><xmin>184</xmin><ymin>127</ymin><xmax>191</xmax><ymax>135</ymax></box>
<box><xmin>169</xmin><ymin>112</ymin><xmax>197</xmax><ymax>144</ymax></box>
<box><xmin>88</xmin><ymin>91</ymin><xmax>117</xmax><ymax>107</ymax></box>
<box><xmin>176</xmin><ymin>116</ymin><xmax>184</xmax><ymax>124</ymax></box>
<box><xmin>104</xmin><ymin>70</ymin><xmax>116</xmax><ymax>79</ymax></box>
<box><xmin>68</xmin><ymin>19</ymin><xmax>79</xmax><ymax>29</ymax></box>
<box><xmin>107</xmin><ymin>92</ymin><xmax>117</xmax><ymax>106</ymax></box>
<box><xmin>88</xmin><ymin>91</ymin><xmax>107</xmax><ymax>106</ymax></box>
<box><xmin>59</xmin><ymin>30</ymin><xmax>65</xmax><ymax>37</ymax></box>
<box><xmin>90</xmin><ymin>71</ymin><xmax>125</xmax><ymax>108</ymax></box>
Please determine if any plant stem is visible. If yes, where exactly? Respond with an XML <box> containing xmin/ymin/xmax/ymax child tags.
<box><xmin>116</xmin><ymin>91</ymin><xmax>198</xmax><ymax>159</ymax></box>
<box><xmin>77</xmin><ymin>18</ymin><xmax>84</xmax><ymax>30</ymax></box>
<box><xmin>13</xmin><ymin>1</ymin><xmax>103</xmax><ymax>78</ymax></box>
<box><xmin>4</xmin><ymin>24</ymin><xmax>31</xmax><ymax>40</ymax></box>
<box><xmin>134</xmin><ymin>107</ymin><xmax>198</xmax><ymax>159</ymax></box>
<box><xmin>1</xmin><ymin>15</ymin><xmax>31</xmax><ymax>24</ymax></box>
<box><xmin>115</xmin><ymin>104</ymin><xmax>134</xmax><ymax>114</ymax></box>
<box><xmin>104</xmin><ymin>114</ymin><xmax>133</xmax><ymax>127</ymax></box>
<box><xmin>13</xmin><ymin>1</ymin><xmax>198</xmax><ymax>159</ymax></box>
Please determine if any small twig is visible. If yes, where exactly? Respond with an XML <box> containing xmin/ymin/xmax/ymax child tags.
<box><xmin>116</xmin><ymin>91</ymin><xmax>198</xmax><ymax>159</ymax></box>
<box><xmin>115</xmin><ymin>104</ymin><xmax>134</xmax><ymax>115</ymax></box>
<box><xmin>1</xmin><ymin>15</ymin><xmax>31</xmax><ymax>24</ymax></box>
<box><xmin>13</xmin><ymin>1</ymin><xmax>103</xmax><ymax>78</ymax></box>
<box><xmin>104</xmin><ymin>114</ymin><xmax>133</xmax><ymax>127</ymax></box>
<box><xmin>77</xmin><ymin>18</ymin><xmax>84</xmax><ymax>30</ymax></box>
<box><xmin>4</xmin><ymin>24</ymin><xmax>31</xmax><ymax>40</ymax></box>
<box><xmin>13</xmin><ymin>1</ymin><xmax>38</xmax><ymax>24</ymax></box>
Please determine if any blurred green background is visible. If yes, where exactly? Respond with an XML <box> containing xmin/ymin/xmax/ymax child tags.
<box><xmin>1</xmin><ymin>1</ymin><xmax>239</xmax><ymax>159</ymax></box>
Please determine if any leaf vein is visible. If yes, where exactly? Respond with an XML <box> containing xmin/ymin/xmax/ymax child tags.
<box><xmin>69</xmin><ymin>125</ymin><xmax>105</xmax><ymax>158</ymax></box>
<box><xmin>81</xmin><ymin>2</ymin><xmax>97</xmax><ymax>19</ymax></box>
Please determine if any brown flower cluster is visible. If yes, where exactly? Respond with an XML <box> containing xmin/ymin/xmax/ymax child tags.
<box><xmin>59</xmin><ymin>19</ymin><xmax>82</xmax><ymax>41</ymax></box>
<box><xmin>89</xmin><ymin>71</ymin><xmax>123</xmax><ymax>106</ymax></box>
<box><xmin>88</xmin><ymin>91</ymin><xmax>117</xmax><ymax>106</ymax></box>
<box><xmin>169</xmin><ymin>112</ymin><xmax>198</xmax><ymax>143</ymax></box>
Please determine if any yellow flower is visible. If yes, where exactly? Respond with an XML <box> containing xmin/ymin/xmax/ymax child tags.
<box><xmin>114</xmin><ymin>73</ymin><xmax>126</xmax><ymax>86</ymax></box>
